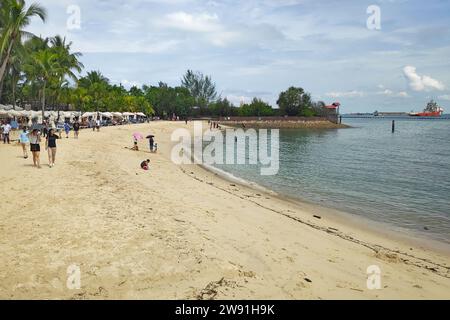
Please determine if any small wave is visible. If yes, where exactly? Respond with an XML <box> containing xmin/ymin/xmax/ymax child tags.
<box><xmin>185</xmin><ymin>143</ymin><xmax>276</xmax><ymax>194</ymax></box>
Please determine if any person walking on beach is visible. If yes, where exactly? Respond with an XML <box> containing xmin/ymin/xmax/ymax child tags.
<box><xmin>146</xmin><ymin>135</ymin><xmax>155</xmax><ymax>152</ymax></box>
<box><xmin>19</xmin><ymin>127</ymin><xmax>30</xmax><ymax>159</ymax></box>
<box><xmin>95</xmin><ymin>118</ymin><xmax>101</xmax><ymax>132</ymax></box>
<box><xmin>73</xmin><ymin>120</ymin><xmax>80</xmax><ymax>139</ymax></box>
<box><xmin>64</xmin><ymin>121</ymin><xmax>71</xmax><ymax>138</ymax></box>
<box><xmin>42</xmin><ymin>121</ymin><xmax>48</xmax><ymax>138</ymax></box>
<box><xmin>29</xmin><ymin>129</ymin><xmax>42</xmax><ymax>168</ymax></box>
<box><xmin>45</xmin><ymin>129</ymin><xmax>60</xmax><ymax>168</ymax></box>
<box><xmin>1</xmin><ymin>122</ymin><xmax>11</xmax><ymax>144</ymax></box>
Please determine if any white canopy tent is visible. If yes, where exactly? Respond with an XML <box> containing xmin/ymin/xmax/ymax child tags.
<box><xmin>81</xmin><ymin>112</ymin><xmax>95</xmax><ymax>119</ymax></box>
<box><xmin>101</xmin><ymin>112</ymin><xmax>113</xmax><ymax>119</ymax></box>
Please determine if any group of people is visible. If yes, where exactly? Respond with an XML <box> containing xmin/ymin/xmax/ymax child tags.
<box><xmin>3</xmin><ymin>116</ymin><xmax>157</xmax><ymax>172</ymax></box>
<box><xmin>2</xmin><ymin>118</ymin><xmax>85</xmax><ymax>169</ymax></box>
<box><xmin>132</xmin><ymin>135</ymin><xmax>157</xmax><ymax>153</ymax></box>
<box><xmin>17</xmin><ymin>126</ymin><xmax>61</xmax><ymax>168</ymax></box>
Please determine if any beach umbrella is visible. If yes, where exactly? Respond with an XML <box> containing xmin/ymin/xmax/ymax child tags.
<box><xmin>146</xmin><ymin>135</ymin><xmax>155</xmax><ymax>139</ymax></box>
<box><xmin>8</xmin><ymin>110</ymin><xmax>21</xmax><ymax>117</ymax></box>
<box><xmin>133</xmin><ymin>132</ymin><xmax>144</xmax><ymax>140</ymax></box>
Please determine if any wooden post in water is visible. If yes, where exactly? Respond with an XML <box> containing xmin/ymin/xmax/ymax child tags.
<box><xmin>339</xmin><ymin>116</ymin><xmax>342</xmax><ymax>124</ymax></box>
<box><xmin>392</xmin><ymin>120</ymin><xmax>395</xmax><ymax>133</ymax></box>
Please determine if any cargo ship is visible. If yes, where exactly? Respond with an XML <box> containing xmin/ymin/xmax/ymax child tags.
<box><xmin>409</xmin><ymin>100</ymin><xmax>444</xmax><ymax>117</ymax></box>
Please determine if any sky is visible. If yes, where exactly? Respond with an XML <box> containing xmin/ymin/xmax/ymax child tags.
<box><xmin>26</xmin><ymin>0</ymin><xmax>450</xmax><ymax>113</ymax></box>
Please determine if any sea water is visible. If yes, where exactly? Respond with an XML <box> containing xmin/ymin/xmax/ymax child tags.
<box><xmin>212</xmin><ymin>118</ymin><xmax>450</xmax><ymax>244</ymax></box>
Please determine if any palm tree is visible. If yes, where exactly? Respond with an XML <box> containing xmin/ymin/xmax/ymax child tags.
<box><xmin>8</xmin><ymin>46</ymin><xmax>25</xmax><ymax>109</ymax></box>
<box><xmin>78</xmin><ymin>71</ymin><xmax>109</xmax><ymax>112</ymax></box>
<box><xmin>0</xmin><ymin>0</ymin><xmax>47</xmax><ymax>101</ymax></box>
<box><xmin>50</xmin><ymin>35</ymin><xmax>84</xmax><ymax>81</ymax></box>
<box><xmin>49</xmin><ymin>36</ymin><xmax>83</xmax><ymax>111</ymax></box>
<box><xmin>79</xmin><ymin>70</ymin><xmax>109</xmax><ymax>88</ymax></box>
<box><xmin>23</xmin><ymin>49</ymin><xmax>62</xmax><ymax>119</ymax></box>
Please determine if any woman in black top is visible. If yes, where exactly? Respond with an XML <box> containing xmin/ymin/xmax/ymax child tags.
<box><xmin>73</xmin><ymin>121</ymin><xmax>80</xmax><ymax>139</ymax></box>
<box><xmin>46</xmin><ymin>129</ymin><xmax>61</xmax><ymax>168</ymax></box>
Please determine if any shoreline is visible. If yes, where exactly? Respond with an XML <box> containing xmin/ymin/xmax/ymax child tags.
<box><xmin>0</xmin><ymin>122</ymin><xmax>449</xmax><ymax>299</ymax></box>
<box><xmin>196</xmin><ymin>161</ymin><xmax>450</xmax><ymax>256</ymax></box>
<box><xmin>219</xmin><ymin>119</ymin><xmax>349</xmax><ymax>129</ymax></box>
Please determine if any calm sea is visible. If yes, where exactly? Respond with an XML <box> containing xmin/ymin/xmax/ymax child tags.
<box><xmin>212</xmin><ymin>117</ymin><xmax>450</xmax><ymax>244</ymax></box>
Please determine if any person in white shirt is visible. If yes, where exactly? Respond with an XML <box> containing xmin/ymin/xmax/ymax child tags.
<box><xmin>2</xmin><ymin>122</ymin><xmax>12</xmax><ymax>144</ymax></box>
<box><xmin>28</xmin><ymin>129</ymin><xmax>42</xmax><ymax>168</ymax></box>
<box><xmin>95</xmin><ymin>118</ymin><xmax>101</xmax><ymax>132</ymax></box>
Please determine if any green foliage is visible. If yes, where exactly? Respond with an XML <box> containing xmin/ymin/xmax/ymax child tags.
<box><xmin>238</xmin><ymin>98</ymin><xmax>274</xmax><ymax>117</ymax></box>
<box><xmin>181</xmin><ymin>69</ymin><xmax>218</xmax><ymax>107</ymax></box>
<box><xmin>276</xmin><ymin>86</ymin><xmax>314</xmax><ymax>116</ymax></box>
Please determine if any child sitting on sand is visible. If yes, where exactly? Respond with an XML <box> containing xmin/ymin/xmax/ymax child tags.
<box><xmin>141</xmin><ymin>159</ymin><xmax>150</xmax><ymax>170</ymax></box>
<box><xmin>132</xmin><ymin>140</ymin><xmax>139</xmax><ymax>151</ymax></box>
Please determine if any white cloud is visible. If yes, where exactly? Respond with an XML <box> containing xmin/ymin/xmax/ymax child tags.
<box><xmin>377</xmin><ymin>89</ymin><xmax>410</xmax><ymax>98</ymax></box>
<box><xmin>403</xmin><ymin>66</ymin><xmax>445</xmax><ymax>92</ymax></box>
<box><xmin>225</xmin><ymin>94</ymin><xmax>252</xmax><ymax>105</ymax></box>
<box><xmin>326</xmin><ymin>91</ymin><xmax>364</xmax><ymax>98</ymax></box>
<box><xmin>159</xmin><ymin>11</ymin><xmax>220</xmax><ymax>32</ymax></box>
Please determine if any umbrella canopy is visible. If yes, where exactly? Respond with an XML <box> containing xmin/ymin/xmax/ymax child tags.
<box><xmin>133</xmin><ymin>132</ymin><xmax>144</xmax><ymax>140</ymax></box>
<box><xmin>81</xmin><ymin>112</ymin><xmax>94</xmax><ymax>118</ymax></box>
<box><xmin>101</xmin><ymin>112</ymin><xmax>113</xmax><ymax>118</ymax></box>
<box><xmin>112</xmin><ymin>112</ymin><xmax>123</xmax><ymax>118</ymax></box>
<box><xmin>123</xmin><ymin>112</ymin><xmax>134</xmax><ymax>116</ymax></box>
<box><xmin>146</xmin><ymin>135</ymin><xmax>155</xmax><ymax>139</ymax></box>
<box><xmin>8</xmin><ymin>110</ymin><xmax>22</xmax><ymax>117</ymax></box>
<box><xmin>136</xmin><ymin>112</ymin><xmax>147</xmax><ymax>117</ymax></box>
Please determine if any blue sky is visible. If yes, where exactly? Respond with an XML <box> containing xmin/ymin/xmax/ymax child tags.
<box><xmin>28</xmin><ymin>0</ymin><xmax>450</xmax><ymax>113</ymax></box>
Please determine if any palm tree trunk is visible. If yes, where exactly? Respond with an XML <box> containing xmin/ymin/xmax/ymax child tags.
<box><xmin>41</xmin><ymin>81</ymin><xmax>46</xmax><ymax>122</ymax></box>
<box><xmin>12</xmin><ymin>79</ymin><xmax>16</xmax><ymax>110</ymax></box>
<box><xmin>0</xmin><ymin>41</ymin><xmax>14</xmax><ymax>89</ymax></box>
<box><xmin>0</xmin><ymin>76</ymin><xmax>4</xmax><ymax>103</ymax></box>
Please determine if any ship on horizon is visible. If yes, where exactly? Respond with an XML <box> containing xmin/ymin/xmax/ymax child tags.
<box><xmin>409</xmin><ymin>100</ymin><xmax>444</xmax><ymax>117</ymax></box>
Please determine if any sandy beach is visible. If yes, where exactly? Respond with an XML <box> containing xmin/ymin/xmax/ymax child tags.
<box><xmin>0</xmin><ymin>121</ymin><xmax>449</xmax><ymax>300</ymax></box>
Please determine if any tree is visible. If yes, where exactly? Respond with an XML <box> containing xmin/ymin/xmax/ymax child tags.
<box><xmin>209</xmin><ymin>98</ymin><xmax>237</xmax><ymax>117</ymax></box>
<box><xmin>0</xmin><ymin>0</ymin><xmax>47</xmax><ymax>101</ymax></box>
<box><xmin>277</xmin><ymin>86</ymin><xmax>313</xmax><ymax>116</ymax></box>
<box><xmin>23</xmin><ymin>48</ymin><xmax>62</xmax><ymax>119</ymax></box>
<box><xmin>181</xmin><ymin>69</ymin><xmax>218</xmax><ymax>107</ymax></box>
<box><xmin>238</xmin><ymin>98</ymin><xmax>274</xmax><ymax>117</ymax></box>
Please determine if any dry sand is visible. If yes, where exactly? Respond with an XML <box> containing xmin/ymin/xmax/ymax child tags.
<box><xmin>0</xmin><ymin>121</ymin><xmax>449</xmax><ymax>299</ymax></box>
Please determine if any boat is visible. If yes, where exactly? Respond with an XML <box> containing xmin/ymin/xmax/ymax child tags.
<box><xmin>409</xmin><ymin>100</ymin><xmax>444</xmax><ymax>117</ymax></box>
